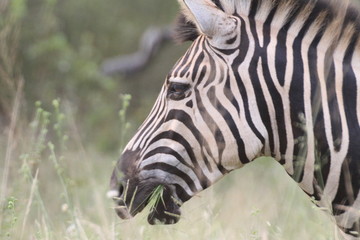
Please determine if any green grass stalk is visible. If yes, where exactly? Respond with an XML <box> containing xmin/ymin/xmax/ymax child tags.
<box><xmin>20</xmin><ymin>155</ymin><xmax>54</xmax><ymax>239</ymax></box>
<box><xmin>147</xmin><ymin>185</ymin><xmax>164</xmax><ymax>214</ymax></box>
<box><xmin>0</xmin><ymin>79</ymin><xmax>23</xmax><ymax>229</ymax></box>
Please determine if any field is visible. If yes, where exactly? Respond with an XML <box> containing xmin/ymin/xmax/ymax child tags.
<box><xmin>0</xmin><ymin>101</ymin><xmax>339</xmax><ymax>240</ymax></box>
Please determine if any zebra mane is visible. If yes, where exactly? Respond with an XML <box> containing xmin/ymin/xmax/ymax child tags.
<box><xmin>174</xmin><ymin>14</ymin><xmax>199</xmax><ymax>43</ymax></box>
<box><xmin>174</xmin><ymin>0</ymin><xmax>360</xmax><ymax>44</ymax></box>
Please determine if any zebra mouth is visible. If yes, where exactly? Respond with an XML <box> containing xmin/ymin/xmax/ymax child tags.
<box><xmin>109</xmin><ymin>180</ymin><xmax>182</xmax><ymax>225</ymax></box>
<box><xmin>147</xmin><ymin>184</ymin><xmax>182</xmax><ymax>224</ymax></box>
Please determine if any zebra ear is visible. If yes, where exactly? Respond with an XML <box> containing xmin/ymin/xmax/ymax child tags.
<box><xmin>180</xmin><ymin>0</ymin><xmax>235</xmax><ymax>38</ymax></box>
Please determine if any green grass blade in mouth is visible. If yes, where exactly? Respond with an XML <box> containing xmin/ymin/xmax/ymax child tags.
<box><xmin>164</xmin><ymin>211</ymin><xmax>180</xmax><ymax>219</ymax></box>
<box><xmin>147</xmin><ymin>185</ymin><xmax>164</xmax><ymax>213</ymax></box>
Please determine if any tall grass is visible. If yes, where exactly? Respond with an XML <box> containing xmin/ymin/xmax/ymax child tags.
<box><xmin>0</xmin><ymin>97</ymin><xmax>342</xmax><ymax>240</ymax></box>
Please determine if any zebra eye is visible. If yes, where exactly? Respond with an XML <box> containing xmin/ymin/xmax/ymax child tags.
<box><xmin>167</xmin><ymin>82</ymin><xmax>190</xmax><ymax>100</ymax></box>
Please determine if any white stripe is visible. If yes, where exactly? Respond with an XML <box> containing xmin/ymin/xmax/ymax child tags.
<box><xmin>240</xmin><ymin>17</ymin><xmax>270</xmax><ymax>155</ymax></box>
<box><xmin>254</xmin><ymin>0</ymin><xmax>273</xmax><ymax>49</ymax></box>
<box><xmin>257</xmin><ymin>58</ymin><xmax>280</xmax><ymax>158</ymax></box>
<box><xmin>298</xmin><ymin>21</ymin><xmax>321</xmax><ymax>194</ymax></box>
<box><xmin>280</xmin><ymin>17</ymin><xmax>304</xmax><ymax>176</ymax></box>
<box><xmin>141</xmin><ymin>138</ymin><xmax>194</xmax><ymax>167</ymax></box>
<box><xmin>318</xmin><ymin>25</ymin><xmax>350</xmax><ymax>205</ymax></box>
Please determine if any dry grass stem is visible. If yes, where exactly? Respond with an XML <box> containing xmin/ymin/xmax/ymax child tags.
<box><xmin>0</xmin><ymin>78</ymin><xmax>23</xmax><ymax>229</ymax></box>
<box><xmin>21</xmin><ymin>169</ymin><xmax>39</xmax><ymax>239</ymax></box>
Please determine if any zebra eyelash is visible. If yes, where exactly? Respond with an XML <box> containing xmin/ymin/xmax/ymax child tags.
<box><xmin>167</xmin><ymin>82</ymin><xmax>191</xmax><ymax>101</ymax></box>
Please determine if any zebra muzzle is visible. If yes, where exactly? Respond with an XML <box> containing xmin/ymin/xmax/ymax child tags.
<box><xmin>109</xmin><ymin>178</ymin><xmax>182</xmax><ymax>224</ymax></box>
<box><xmin>147</xmin><ymin>185</ymin><xmax>182</xmax><ymax>225</ymax></box>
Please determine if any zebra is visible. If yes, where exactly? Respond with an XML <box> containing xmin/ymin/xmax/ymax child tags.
<box><xmin>109</xmin><ymin>0</ymin><xmax>360</xmax><ymax>238</ymax></box>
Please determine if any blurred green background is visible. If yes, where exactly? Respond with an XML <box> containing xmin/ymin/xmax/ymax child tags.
<box><xmin>0</xmin><ymin>0</ymin><xmax>187</xmax><ymax>152</ymax></box>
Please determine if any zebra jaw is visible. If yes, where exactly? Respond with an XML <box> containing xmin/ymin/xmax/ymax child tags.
<box><xmin>147</xmin><ymin>185</ymin><xmax>182</xmax><ymax>225</ymax></box>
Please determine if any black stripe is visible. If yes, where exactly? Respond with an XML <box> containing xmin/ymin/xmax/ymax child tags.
<box><xmin>310</xmin><ymin>32</ymin><xmax>330</xmax><ymax>186</ymax></box>
<box><xmin>174</xmin><ymin>183</ymin><xmax>191</xmax><ymax>202</ymax></box>
<box><xmin>252</xmin><ymin>7</ymin><xmax>286</xmax><ymax>158</ymax></box>
<box><xmin>333</xmin><ymin>34</ymin><xmax>360</xmax><ymax>207</ymax></box>
<box><xmin>203</xmin><ymin>41</ymin><xmax>219</xmax><ymax>88</ymax></box>
<box><xmin>194</xmin><ymin>88</ymin><xmax>227</xmax><ymax>171</ymax></box>
<box><xmin>226</xmin><ymin>35</ymin><xmax>237</xmax><ymax>45</ymax></box>
<box><xmin>212</xmin><ymin>0</ymin><xmax>224</xmax><ymax>11</ymax></box>
<box><xmin>224</xmin><ymin>74</ymin><xmax>240</xmax><ymax>113</ymax></box>
<box><xmin>143</xmin><ymin>162</ymin><xmax>198</xmax><ymax>193</ymax></box>
<box><xmin>135</xmin><ymin>91</ymin><xmax>166</xmax><ymax>148</ymax></box>
<box><xmin>173</xmin><ymin>39</ymin><xmax>201</xmax><ymax>78</ymax></box>
<box><xmin>231</xmin><ymin>17</ymin><xmax>265</xmax><ymax>146</ymax></box>
<box><xmin>246</xmin><ymin>19</ymin><xmax>275</xmax><ymax>156</ymax></box>
<box><xmin>191</xmin><ymin>52</ymin><xmax>205</xmax><ymax>81</ymax></box>
<box><xmin>288</xmin><ymin>16</ymin><xmax>306</xmax><ymax>182</ymax></box>
<box><xmin>275</xmin><ymin>27</ymin><xmax>287</xmax><ymax>87</ymax></box>
<box><xmin>207</xmin><ymin>86</ymin><xmax>250</xmax><ymax>163</ymax></box>
<box><xmin>292</xmin><ymin>3</ymin><xmax>327</xmax><ymax>183</ymax></box>
<box><xmin>186</xmin><ymin>100</ymin><xmax>193</xmax><ymax>108</ymax></box>
<box><xmin>143</xmin><ymin>146</ymin><xmax>193</xmax><ymax>169</ymax></box>
<box><xmin>165</xmin><ymin>109</ymin><xmax>214</xmax><ymax>171</ymax></box>
<box><xmin>147</xmin><ymin>130</ymin><xmax>211</xmax><ymax>189</ymax></box>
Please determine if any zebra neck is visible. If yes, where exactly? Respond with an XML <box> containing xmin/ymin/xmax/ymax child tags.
<box><xmin>233</xmin><ymin>5</ymin><xmax>360</xmax><ymax>197</ymax></box>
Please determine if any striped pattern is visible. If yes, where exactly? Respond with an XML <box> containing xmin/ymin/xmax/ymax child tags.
<box><xmin>115</xmin><ymin>0</ymin><xmax>360</xmax><ymax>237</ymax></box>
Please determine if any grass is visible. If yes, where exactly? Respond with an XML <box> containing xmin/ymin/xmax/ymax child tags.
<box><xmin>149</xmin><ymin>185</ymin><xmax>165</xmax><ymax>206</ymax></box>
<box><xmin>147</xmin><ymin>185</ymin><xmax>165</xmax><ymax>215</ymax></box>
<box><xmin>0</xmin><ymin>99</ymin><xmax>342</xmax><ymax>240</ymax></box>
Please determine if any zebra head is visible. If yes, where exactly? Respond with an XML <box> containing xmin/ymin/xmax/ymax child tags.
<box><xmin>110</xmin><ymin>0</ymin><xmax>266</xmax><ymax>224</ymax></box>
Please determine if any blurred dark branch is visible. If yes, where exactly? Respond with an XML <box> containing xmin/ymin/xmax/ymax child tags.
<box><xmin>0</xmin><ymin>0</ymin><xmax>9</xmax><ymax>12</ymax></box>
<box><xmin>0</xmin><ymin>2</ymin><xmax>22</xmax><ymax>128</ymax></box>
<box><xmin>101</xmin><ymin>26</ymin><xmax>173</xmax><ymax>76</ymax></box>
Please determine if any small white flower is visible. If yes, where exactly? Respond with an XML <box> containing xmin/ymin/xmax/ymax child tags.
<box><xmin>66</xmin><ymin>223</ymin><xmax>76</xmax><ymax>236</ymax></box>
<box><xmin>61</xmin><ymin>203</ymin><xmax>68</xmax><ymax>212</ymax></box>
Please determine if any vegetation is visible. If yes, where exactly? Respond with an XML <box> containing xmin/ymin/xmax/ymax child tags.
<box><xmin>0</xmin><ymin>0</ymin><xmax>348</xmax><ymax>239</ymax></box>
<box><xmin>0</xmin><ymin>98</ymin><xmax>338</xmax><ymax>239</ymax></box>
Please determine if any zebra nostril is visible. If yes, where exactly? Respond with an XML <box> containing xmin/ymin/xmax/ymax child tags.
<box><xmin>107</xmin><ymin>181</ymin><xmax>125</xmax><ymax>199</ymax></box>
